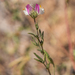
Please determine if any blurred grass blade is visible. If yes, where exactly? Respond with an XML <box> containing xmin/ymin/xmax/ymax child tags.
<box><xmin>18</xmin><ymin>56</ymin><xmax>30</xmax><ymax>69</ymax></box>
<box><xmin>9</xmin><ymin>57</ymin><xmax>23</xmax><ymax>67</ymax></box>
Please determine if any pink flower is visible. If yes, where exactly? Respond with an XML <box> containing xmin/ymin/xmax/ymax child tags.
<box><xmin>23</xmin><ymin>4</ymin><xmax>44</xmax><ymax>16</ymax></box>
<box><xmin>35</xmin><ymin>4</ymin><xmax>40</xmax><ymax>13</ymax></box>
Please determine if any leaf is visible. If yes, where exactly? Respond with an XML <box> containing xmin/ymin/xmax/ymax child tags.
<box><xmin>31</xmin><ymin>41</ymin><xmax>39</xmax><ymax>46</ymax></box>
<box><xmin>41</xmin><ymin>31</ymin><xmax>44</xmax><ymax>40</ymax></box>
<box><xmin>29</xmin><ymin>33</ymin><xmax>37</xmax><ymax>38</ymax></box>
<box><xmin>34</xmin><ymin>53</ymin><xmax>43</xmax><ymax>62</ymax></box>
<box><xmin>37</xmin><ymin>49</ymin><xmax>44</xmax><ymax>54</ymax></box>
<box><xmin>49</xmin><ymin>57</ymin><xmax>55</xmax><ymax>67</ymax></box>
<box><xmin>37</xmin><ymin>49</ymin><xmax>42</xmax><ymax>52</ymax></box>
<box><xmin>34</xmin><ymin>43</ymin><xmax>39</xmax><ymax>46</ymax></box>
<box><xmin>39</xmin><ymin>29</ymin><xmax>41</xmax><ymax>35</ymax></box>
<box><xmin>31</xmin><ymin>41</ymin><xmax>37</xmax><ymax>46</ymax></box>
<box><xmin>34</xmin><ymin>58</ymin><xmax>43</xmax><ymax>63</ymax></box>
<box><xmin>44</xmin><ymin>50</ymin><xmax>55</xmax><ymax>67</ymax></box>
<box><xmin>44</xmin><ymin>50</ymin><xmax>50</xmax><ymax>58</ymax></box>
<box><xmin>32</xmin><ymin>37</ymin><xmax>39</xmax><ymax>46</ymax></box>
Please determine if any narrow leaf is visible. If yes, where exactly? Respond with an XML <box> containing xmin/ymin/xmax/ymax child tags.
<box><xmin>34</xmin><ymin>53</ymin><xmax>43</xmax><ymax>61</ymax></box>
<box><xmin>37</xmin><ymin>49</ymin><xmax>42</xmax><ymax>52</ymax></box>
<box><xmin>44</xmin><ymin>50</ymin><xmax>50</xmax><ymax>58</ymax></box>
<box><xmin>42</xmin><ymin>31</ymin><xmax>44</xmax><ymax>40</ymax></box>
<box><xmin>37</xmin><ymin>49</ymin><xmax>44</xmax><ymax>54</ymax></box>
<box><xmin>49</xmin><ymin>57</ymin><xmax>55</xmax><ymax>67</ymax></box>
<box><xmin>31</xmin><ymin>37</ymin><xmax>39</xmax><ymax>46</ymax></box>
<box><xmin>39</xmin><ymin>29</ymin><xmax>41</xmax><ymax>37</ymax></box>
<box><xmin>29</xmin><ymin>33</ymin><xmax>37</xmax><ymax>38</ymax></box>
<box><xmin>34</xmin><ymin>58</ymin><xmax>43</xmax><ymax>63</ymax></box>
<box><xmin>44</xmin><ymin>50</ymin><xmax>55</xmax><ymax>67</ymax></box>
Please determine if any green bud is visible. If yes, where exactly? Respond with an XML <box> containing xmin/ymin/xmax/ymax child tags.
<box><xmin>30</xmin><ymin>11</ymin><xmax>38</xmax><ymax>19</ymax></box>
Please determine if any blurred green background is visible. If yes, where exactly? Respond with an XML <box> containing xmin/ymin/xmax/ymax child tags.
<box><xmin>0</xmin><ymin>0</ymin><xmax>75</xmax><ymax>75</ymax></box>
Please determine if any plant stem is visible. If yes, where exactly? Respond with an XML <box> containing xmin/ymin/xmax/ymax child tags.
<box><xmin>48</xmin><ymin>68</ymin><xmax>51</xmax><ymax>75</ymax></box>
<box><xmin>34</xmin><ymin>18</ymin><xmax>51</xmax><ymax>75</ymax></box>
<box><xmin>34</xmin><ymin>18</ymin><xmax>44</xmax><ymax>52</ymax></box>
<box><xmin>43</xmin><ymin>63</ymin><xmax>51</xmax><ymax>75</ymax></box>
<box><xmin>34</xmin><ymin>18</ymin><xmax>35</xmax><ymax>23</ymax></box>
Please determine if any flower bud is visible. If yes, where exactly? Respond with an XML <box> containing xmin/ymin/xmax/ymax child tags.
<box><xmin>30</xmin><ymin>11</ymin><xmax>38</xmax><ymax>19</ymax></box>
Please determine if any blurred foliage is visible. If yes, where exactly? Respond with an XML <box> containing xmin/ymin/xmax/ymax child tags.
<box><xmin>9</xmin><ymin>56</ymin><xmax>30</xmax><ymax>75</ymax></box>
<box><xmin>5</xmin><ymin>0</ymin><xmax>21</xmax><ymax>21</ymax></box>
<box><xmin>5</xmin><ymin>33</ymin><xmax>20</xmax><ymax>55</ymax></box>
<box><xmin>57</xmin><ymin>63</ymin><xmax>66</xmax><ymax>75</ymax></box>
<box><xmin>12</xmin><ymin>9</ymin><xmax>21</xmax><ymax>21</ymax></box>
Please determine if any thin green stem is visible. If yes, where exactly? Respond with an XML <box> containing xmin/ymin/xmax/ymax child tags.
<box><xmin>34</xmin><ymin>19</ymin><xmax>51</xmax><ymax>75</ymax></box>
<box><xmin>43</xmin><ymin>63</ymin><xmax>51</xmax><ymax>75</ymax></box>
<box><xmin>34</xmin><ymin>18</ymin><xmax>44</xmax><ymax>52</ymax></box>
<box><xmin>34</xmin><ymin>18</ymin><xmax>36</xmax><ymax>24</ymax></box>
<box><xmin>48</xmin><ymin>68</ymin><xmax>51</xmax><ymax>75</ymax></box>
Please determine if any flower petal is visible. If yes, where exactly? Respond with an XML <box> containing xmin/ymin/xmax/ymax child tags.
<box><xmin>23</xmin><ymin>8</ymin><xmax>29</xmax><ymax>15</ymax></box>
<box><xmin>26</xmin><ymin>4</ymin><xmax>32</xmax><ymax>14</ymax></box>
<box><xmin>35</xmin><ymin>4</ymin><xmax>40</xmax><ymax>13</ymax></box>
<box><xmin>39</xmin><ymin>8</ymin><xmax>44</xmax><ymax>14</ymax></box>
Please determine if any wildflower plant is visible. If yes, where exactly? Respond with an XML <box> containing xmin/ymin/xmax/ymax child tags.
<box><xmin>23</xmin><ymin>4</ymin><xmax>55</xmax><ymax>75</ymax></box>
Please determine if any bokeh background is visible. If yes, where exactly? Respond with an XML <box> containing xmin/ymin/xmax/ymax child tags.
<box><xmin>0</xmin><ymin>0</ymin><xmax>75</xmax><ymax>75</ymax></box>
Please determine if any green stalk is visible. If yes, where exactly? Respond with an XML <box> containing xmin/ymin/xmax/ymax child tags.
<box><xmin>34</xmin><ymin>18</ymin><xmax>51</xmax><ymax>75</ymax></box>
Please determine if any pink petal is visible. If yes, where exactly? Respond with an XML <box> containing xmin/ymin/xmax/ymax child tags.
<box><xmin>35</xmin><ymin>4</ymin><xmax>40</xmax><ymax>13</ymax></box>
<box><xmin>26</xmin><ymin>4</ymin><xmax>32</xmax><ymax>14</ymax></box>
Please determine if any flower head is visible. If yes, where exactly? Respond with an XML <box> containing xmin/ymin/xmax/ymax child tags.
<box><xmin>23</xmin><ymin>4</ymin><xmax>44</xmax><ymax>19</ymax></box>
